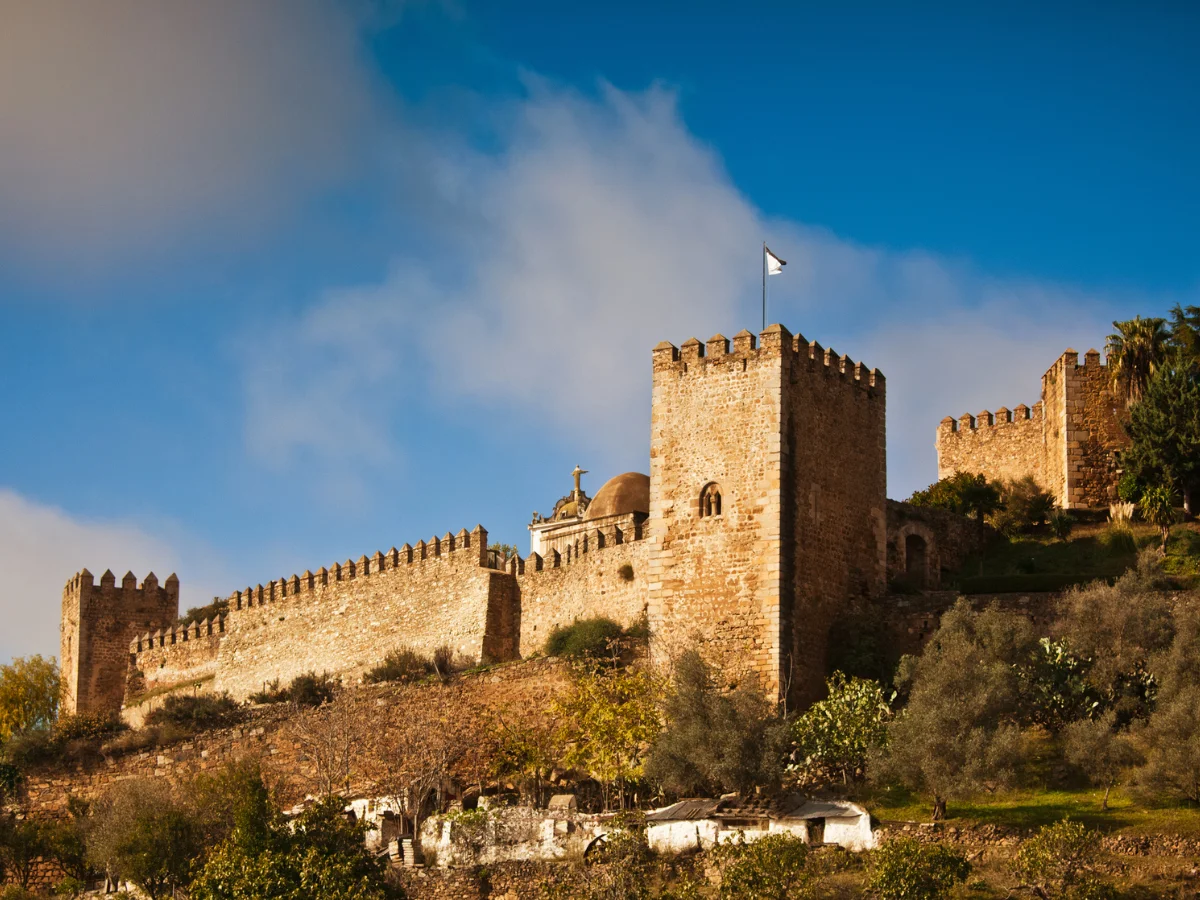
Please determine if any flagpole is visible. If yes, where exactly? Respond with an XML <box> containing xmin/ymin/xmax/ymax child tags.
<box><xmin>762</xmin><ymin>241</ymin><xmax>766</xmax><ymax>331</ymax></box>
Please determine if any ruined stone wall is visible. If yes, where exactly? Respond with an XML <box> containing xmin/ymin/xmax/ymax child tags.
<box><xmin>782</xmin><ymin>329</ymin><xmax>887</xmax><ymax>705</ymax></box>
<box><xmin>60</xmin><ymin>569</ymin><xmax>178</xmax><ymax>715</ymax></box>
<box><xmin>208</xmin><ymin>526</ymin><xmax>517</xmax><ymax>701</ymax></box>
<box><xmin>512</xmin><ymin>523</ymin><xmax>652</xmax><ymax>657</ymax></box>
<box><xmin>647</xmin><ymin>326</ymin><xmax>886</xmax><ymax>704</ymax></box>
<box><xmin>886</xmin><ymin>500</ymin><xmax>988</xmax><ymax>589</ymax></box>
<box><xmin>936</xmin><ymin>403</ymin><xmax>1045</xmax><ymax>487</ymax></box>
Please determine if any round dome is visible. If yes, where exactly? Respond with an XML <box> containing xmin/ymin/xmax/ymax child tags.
<box><xmin>585</xmin><ymin>472</ymin><xmax>650</xmax><ymax>520</ymax></box>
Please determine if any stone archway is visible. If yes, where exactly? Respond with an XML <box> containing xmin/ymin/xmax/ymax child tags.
<box><xmin>905</xmin><ymin>534</ymin><xmax>929</xmax><ymax>588</ymax></box>
<box><xmin>893</xmin><ymin>521</ymin><xmax>938</xmax><ymax>590</ymax></box>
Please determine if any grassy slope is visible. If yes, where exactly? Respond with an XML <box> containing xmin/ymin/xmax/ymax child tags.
<box><xmin>951</xmin><ymin>519</ymin><xmax>1200</xmax><ymax>588</ymax></box>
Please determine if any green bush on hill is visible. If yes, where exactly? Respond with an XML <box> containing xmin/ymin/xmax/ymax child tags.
<box><xmin>545</xmin><ymin>617</ymin><xmax>626</xmax><ymax>659</ymax></box>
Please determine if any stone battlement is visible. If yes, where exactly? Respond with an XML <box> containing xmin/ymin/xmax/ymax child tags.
<box><xmin>652</xmin><ymin>324</ymin><xmax>885</xmax><ymax>396</ymax></box>
<box><xmin>130</xmin><ymin>613</ymin><xmax>227</xmax><ymax>654</ymax></box>
<box><xmin>939</xmin><ymin>401</ymin><xmax>1043</xmax><ymax>432</ymax></box>
<box><xmin>226</xmin><ymin>525</ymin><xmax>487</xmax><ymax>613</ymax></box>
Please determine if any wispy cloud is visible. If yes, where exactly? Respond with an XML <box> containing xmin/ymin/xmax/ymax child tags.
<box><xmin>242</xmin><ymin>80</ymin><xmax>1177</xmax><ymax>499</ymax></box>
<box><xmin>0</xmin><ymin>489</ymin><xmax>228</xmax><ymax>664</ymax></box>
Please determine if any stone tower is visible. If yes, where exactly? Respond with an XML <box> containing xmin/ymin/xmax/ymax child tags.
<box><xmin>647</xmin><ymin>325</ymin><xmax>887</xmax><ymax>706</ymax></box>
<box><xmin>60</xmin><ymin>569</ymin><xmax>178</xmax><ymax>715</ymax></box>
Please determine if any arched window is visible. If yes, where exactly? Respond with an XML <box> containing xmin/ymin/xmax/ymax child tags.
<box><xmin>700</xmin><ymin>483</ymin><xmax>723</xmax><ymax>518</ymax></box>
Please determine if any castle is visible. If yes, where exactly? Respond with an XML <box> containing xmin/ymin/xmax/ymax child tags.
<box><xmin>936</xmin><ymin>348</ymin><xmax>1129</xmax><ymax>508</ymax></box>
<box><xmin>61</xmin><ymin>322</ymin><xmax>983</xmax><ymax>720</ymax></box>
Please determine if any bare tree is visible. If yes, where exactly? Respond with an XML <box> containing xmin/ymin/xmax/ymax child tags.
<box><xmin>287</xmin><ymin>690</ymin><xmax>371</xmax><ymax>799</ymax></box>
<box><xmin>359</xmin><ymin>684</ymin><xmax>486</xmax><ymax>852</ymax></box>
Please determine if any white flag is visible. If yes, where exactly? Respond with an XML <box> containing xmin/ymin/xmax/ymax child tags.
<box><xmin>765</xmin><ymin>246</ymin><xmax>786</xmax><ymax>275</ymax></box>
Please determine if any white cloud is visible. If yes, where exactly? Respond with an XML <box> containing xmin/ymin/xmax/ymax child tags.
<box><xmin>0</xmin><ymin>0</ymin><xmax>387</xmax><ymax>273</ymax></box>
<box><xmin>0</xmin><ymin>489</ymin><xmax>227</xmax><ymax>664</ymax></box>
<box><xmin>243</xmin><ymin>81</ymin><xmax>1174</xmax><ymax>500</ymax></box>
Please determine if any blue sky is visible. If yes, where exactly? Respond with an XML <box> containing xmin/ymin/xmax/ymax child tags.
<box><xmin>1</xmin><ymin>0</ymin><xmax>1197</xmax><ymax>662</ymax></box>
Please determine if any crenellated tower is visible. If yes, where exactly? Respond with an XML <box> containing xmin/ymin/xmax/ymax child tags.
<box><xmin>647</xmin><ymin>324</ymin><xmax>887</xmax><ymax>706</ymax></box>
<box><xmin>61</xmin><ymin>568</ymin><xmax>178</xmax><ymax>716</ymax></box>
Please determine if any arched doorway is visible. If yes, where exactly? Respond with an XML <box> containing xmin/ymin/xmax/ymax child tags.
<box><xmin>905</xmin><ymin>534</ymin><xmax>929</xmax><ymax>588</ymax></box>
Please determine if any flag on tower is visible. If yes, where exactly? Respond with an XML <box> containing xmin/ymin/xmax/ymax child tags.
<box><xmin>765</xmin><ymin>245</ymin><xmax>787</xmax><ymax>275</ymax></box>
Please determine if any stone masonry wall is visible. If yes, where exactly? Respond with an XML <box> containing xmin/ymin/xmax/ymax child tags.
<box><xmin>783</xmin><ymin>329</ymin><xmax>887</xmax><ymax>705</ymax></box>
<box><xmin>648</xmin><ymin>330</ymin><xmax>787</xmax><ymax>694</ymax></box>
<box><xmin>512</xmin><ymin>528</ymin><xmax>652</xmax><ymax>657</ymax></box>
<box><xmin>647</xmin><ymin>325</ymin><xmax>886</xmax><ymax>705</ymax></box>
<box><xmin>1057</xmin><ymin>349</ymin><xmax>1129</xmax><ymax>508</ymax></box>
<box><xmin>936</xmin><ymin>403</ymin><xmax>1045</xmax><ymax>487</ymax></box>
<box><xmin>61</xmin><ymin>569</ymin><xmax>178</xmax><ymax>715</ymax></box>
<box><xmin>209</xmin><ymin>526</ymin><xmax>516</xmax><ymax>701</ymax></box>
<box><xmin>128</xmin><ymin>618</ymin><xmax>225</xmax><ymax>699</ymax></box>
<box><xmin>940</xmin><ymin>348</ymin><xmax>1128</xmax><ymax>511</ymax></box>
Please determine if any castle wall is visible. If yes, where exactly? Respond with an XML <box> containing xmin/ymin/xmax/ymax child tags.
<box><xmin>782</xmin><ymin>330</ymin><xmax>887</xmax><ymax>705</ymax></box>
<box><xmin>513</xmin><ymin>519</ymin><xmax>652</xmax><ymax>657</ymax></box>
<box><xmin>207</xmin><ymin>527</ymin><xmax>516</xmax><ymax>701</ymax></box>
<box><xmin>61</xmin><ymin>570</ymin><xmax>178</xmax><ymax>716</ymax></box>
<box><xmin>936</xmin><ymin>403</ymin><xmax>1045</xmax><ymax>487</ymax></box>
<box><xmin>939</xmin><ymin>349</ymin><xmax>1129</xmax><ymax>511</ymax></box>
<box><xmin>1052</xmin><ymin>350</ymin><xmax>1129</xmax><ymax>508</ymax></box>
<box><xmin>885</xmin><ymin>500</ymin><xmax>986</xmax><ymax>589</ymax></box>
<box><xmin>647</xmin><ymin>326</ymin><xmax>886</xmax><ymax>704</ymax></box>
<box><xmin>126</xmin><ymin>614</ymin><xmax>226</xmax><ymax>709</ymax></box>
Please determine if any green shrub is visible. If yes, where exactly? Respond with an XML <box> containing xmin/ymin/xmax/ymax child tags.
<box><xmin>715</xmin><ymin>833</ymin><xmax>810</xmax><ymax>900</ymax></box>
<box><xmin>991</xmin><ymin>477</ymin><xmax>1056</xmax><ymax>536</ymax></box>
<box><xmin>53</xmin><ymin>710</ymin><xmax>125</xmax><ymax>742</ymax></box>
<box><xmin>1101</xmin><ymin>523</ymin><xmax>1137</xmax><ymax>557</ymax></box>
<box><xmin>249</xmin><ymin>672</ymin><xmax>338</xmax><ymax>706</ymax></box>
<box><xmin>144</xmin><ymin>693</ymin><xmax>239</xmax><ymax>730</ymax></box>
<box><xmin>1049</xmin><ymin>509</ymin><xmax>1075</xmax><ymax>542</ymax></box>
<box><xmin>432</xmin><ymin>644</ymin><xmax>455</xmax><ymax>680</ymax></box>
<box><xmin>3</xmin><ymin>728</ymin><xmax>57</xmax><ymax>767</ymax></box>
<box><xmin>1015</xmin><ymin>820</ymin><xmax>1114</xmax><ymax>899</ymax></box>
<box><xmin>546</xmin><ymin>617</ymin><xmax>625</xmax><ymax>659</ymax></box>
<box><xmin>286</xmin><ymin>671</ymin><xmax>339</xmax><ymax>707</ymax></box>
<box><xmin>869</xmin><ymin>838</ymin><xmax>970</xmax><ymax>900</ymax></box>
<box><xmin>790</xmin><ymin>672</ymin><xmax>891</xmax><ymax>786</ymax></box>
<box><xmin>1140</xmin><ymin>484</ymin><xmax>1180</xmax><ymax>551</ymax></box>
<box><xmin>53</xmin><ymin>876</ymin><xmax>87</xmax><ymax>898</ymax></box>
<box><xmin>618</xmin><ymin>563</ymin><xmax>635</xmax><ymax>582</ymax></box>
<box><xmin>363</xmin><ymin>648</ymin><xmax>434</xmax><ymax>684</ymax></box>
<box><xmin>1118</xmin><ymin>470</ymin><xmax>1143</xmax><ymax>503</ymax></box>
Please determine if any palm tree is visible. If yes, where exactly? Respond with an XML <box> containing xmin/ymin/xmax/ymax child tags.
<box><xmin>1106</xmin><ymin>316</ymin><xmax>1169</xmax><ymax>406</ymax></box>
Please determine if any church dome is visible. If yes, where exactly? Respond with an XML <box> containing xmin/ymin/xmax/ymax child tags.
<box><xmin>585</xmin><ymin>472</ymin><xmax>650</xmax><ymax>520</ymax></box>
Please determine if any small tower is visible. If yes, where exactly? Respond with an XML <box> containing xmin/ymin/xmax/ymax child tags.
<box><xmin>60</xmin><ymin>569</ymin><xmax>178</xmax><ymax>715</ymax></box>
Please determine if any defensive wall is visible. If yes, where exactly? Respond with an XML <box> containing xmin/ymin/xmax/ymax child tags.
<box><xmin>937</xmin><ymin>348</ymin><xmax>1129</xmax><ymax>509</ymax></box>
<box><xmin>120</xmin><ymin>521</ymin><xmax>654</xmax><ymax>709</ymax></box>
<box><xmin>936</xmin><ymin>403</ymin><xmax>1044</xmax><ymax>488</ymax></box>
<box><xmin>647</xmin><ymin>326</ymin><xmax>887</xmax><ymax>706</ymax></box>
<box><xmin>509</xmin><ymin>511</ymin><xmax>651</xmax><ymax>658</ymax></box>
